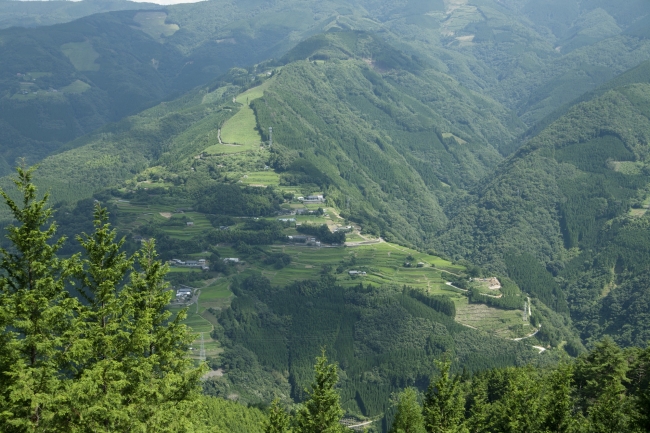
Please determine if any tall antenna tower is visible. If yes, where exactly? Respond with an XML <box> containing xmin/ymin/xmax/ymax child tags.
<box><xmin>199</xmin><ymin>332</ymin><xmax>206</xmax><ymax>362</ymax></box>
<box><xmin>523</xmin><ymin>299</ymin><xmax>528</xmax><ymax>322</ymax></box>
<box><xmin>269</xmin><ymin>126</ymin><xmax>273</xmax><ymax>146</ymax></box>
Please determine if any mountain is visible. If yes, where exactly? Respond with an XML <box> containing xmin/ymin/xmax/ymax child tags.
<box><xmin>0</xmin><ymin>0</ymin><xmax>160</xmax><ymax>29</ymax></box>
<box><xmin>7</xmin><ymin>31</ymin><xmax>522</xmax><ymax>248</ymax></box>
<box><xmin>439</xmin><ymin>60</ymin><xmax>650</xmax><ymax>346</ymax></box>
<box><xmin>3</xmin><ymin>2</ymin><xmax>650</xmax><ymax>432</ymax></box>
<box><xmin>4</xmin><ymin>0</ymin><xmax>650</xmax><ymax>172</ymax></box>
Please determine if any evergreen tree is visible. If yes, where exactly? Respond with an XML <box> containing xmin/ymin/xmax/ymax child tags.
<box><xmin>629</xmin><ymin>345</ymin><xmax>650</xmax><ymax>431</ymax></box>
<box><xmin>465</xmin><ymin>377</ymin><xmax>490</xmax><ymax>433</ymax></box>
<box><xmin>423</xmin><ymin>359</ymin><xmax>467</xmax><ymax>433</ymax></box>
<box><xmin>264</xmin><ymin>398</ymin><xmax>291</xmax><ymax>433</ymax></box>
<box><xmin>390</xmin><ymin>388</ymin><xmax>425</xmax><ymax>433</ymax></box>
<box><xmin>540</xmin><ymin>364</ymin><xmax>585</xmax><ymax>433</ymax></box>
<box><xmin>0</xmin><ymin>166</ymin><xmax>80</xmax><ymax>432</ymax></box>
<box><xmin>63</xmin><ymin>210</ymin><xmax>203</xmax><ymax>431</ymax></box>
<box><xmin>295</xmin><ymin>350</ymin><xmax>345</xmax><ymax>433</ymax></box>
<box><xmin>491</xmin><ymin>367</ymin><xmax>541</xmax><ymax>433</ymax></box>
<box><xmin>0</xmin><ymin>169</ymin><xmax>203</xmax><ymax>432</ymax></box>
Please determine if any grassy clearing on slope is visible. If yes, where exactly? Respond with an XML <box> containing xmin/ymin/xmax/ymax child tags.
<box><xmin>239</xmin><ymin>171</ymin><xmax>280</xmax><ymax>186</ymax></box>
<box><xmin>61</xmin><ymin>40</ymin><xmax>99</xmax><ymax>71</ymax></box>
<box><xmin>220</xmin><ymin>106</ymin><xmax>261</xmax><ymax>145</ymax></box>
<box><xmin>222</xmin><ymin>241</ymin><xmax>464</xmax><ymax>291</ymax></box>
<box><xmin>133</xmin><ymin>12</ymin><xmax>179</xmax><ymax>41</ymax></box>
<box><xmin>61</xmin><ymin>80</ymin><xmax>91</xmax><ymax>94</ymax></box>
<box><xmin>204</xmin><ymin>142</ymin><xmax>258</xmax><ymax>155</ymax></box>
<box><xmin>219</xmin><ymin>79</ymin><xmax>274</xmax><ymax>146</ymax></box>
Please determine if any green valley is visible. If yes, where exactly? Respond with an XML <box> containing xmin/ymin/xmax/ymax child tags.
<box><xmin>1</xmin><ymin>1</ymin><xmax>650</xmax><ymax>432</ymax></box>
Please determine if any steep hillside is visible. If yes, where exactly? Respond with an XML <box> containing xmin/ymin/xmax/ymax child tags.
<box><xmin>0</xmin><ymin>11</ymin><xmax>189</xmax><ymax>172</ymax></box>
<box><xmin>439</xmin><ymin>65</ymin><xmax>650</xmax><ymax>346</ymax></box>
<box><xmin>3</xmin><ymin>0</ymin><xmax>650</xmax><ymax>168</ymax></box>
<box><xmin>6</xmin><ymin>32</ymin><xmax>521</xmax><ymax>249</ymax></box>
<box><xmin>0</xmin><ymin>0</ymin><xmax>159</xmax><ymax>29</ymax></box>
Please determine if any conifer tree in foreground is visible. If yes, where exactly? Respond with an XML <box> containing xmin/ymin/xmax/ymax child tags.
<box><xmin>0</xmin><ymin>167</ymin><xmax>203</xmax><ymax>432</ymax></box>
<box><xmin>423</xmin><ymin>359</ymin><xmax>467</xmax><ymax>433</ymax></box>
<box><xmin>294</xmin><ymin>350</ymin><xmax>345</xmax><ymax>433</ymax></box>
<box><xmin>390</xmin><ymin>387</ymin><xmax>425</xmax><ymax>433</ymax></box>
<box><xmin>264</xmin><ymin>398</ymin><xmax>292</xmax><ymax>433</ymax></box>
<box><xmin>0</xmin><ymin>166</ymin><xmax>81</xmax><ymax>432</ymax></box>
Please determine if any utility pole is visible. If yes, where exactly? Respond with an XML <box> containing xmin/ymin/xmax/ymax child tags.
<box><xmin>199</xmin><ymin>332</ymin><xmax>206</xmax><ymax>362</ymax></box>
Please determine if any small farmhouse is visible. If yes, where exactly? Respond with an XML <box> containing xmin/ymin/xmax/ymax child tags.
<box><xmin>176</xmin><ymin>288</ymin><xmax>192</xmax><ymax>298</ymax></box>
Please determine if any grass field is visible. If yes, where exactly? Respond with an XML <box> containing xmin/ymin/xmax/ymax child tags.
<box><xmin>204</xmin><ymin>142</ymin><xmax>258</xmax><ymax>155</ymax></box>
<box><xmin>239</xmin><ymin>171</ymin><xmax>280</xmax><ymax>186</ymax></box>
<box><xmin>61</xmin><ymin>80</ymin><xmax>91</xmax><ymax>94</ymax></box>
<box><xmin>219</xmin><ymin>79</ymin><xmax>274</xmax><ymax>146</ymax></box>
<box><xmin>133</xmin><ymin>12</ymin><xmax>179</xmax><ymax>41</ymax></box>
<box><xmin>113</xmin><ymin>201</ymin><xmax>212</xmax><ymax>240</ymax></box>
<box><xmin>442</xmin><ymin>132</ymin><xmax>467</xmax><ymax>145</ymax></box>
<box><xmin>61</xmin><ymin>40</ymin><xmax>100</xmax><ymax>71</ymax></box>
<box><xmin>220</xmin><ymin>106</ymin><xmax>262</xmax><ymax>145</ymax></box>
<box><xmin>27</xmin><ymin>72</ymin><xmax>51</xmax><ymax>79</ymax></box>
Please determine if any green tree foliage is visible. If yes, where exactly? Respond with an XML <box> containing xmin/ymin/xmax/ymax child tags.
<box><xmin>404</xmin><ymin>288</ymin><xmax>456</xmax><ymax>317</ymax></box>
<box><xmin>296</xmin><ymin>224</ymin><xmax>345</xmax><ymax>244</ymax></box>
<box><xmin>390</xmin><ymin>388</ymin><xmax>425</xmax><ymax>433</ymax></box>
<box><xmin>504</xmin><ymin>253</ymin><xmax>569</xmax><ymax>314</ymax></box>
<box><xmin>423</xmin><ymin>359</ymin><xmax>466</xmax><ymax>433</ymax></box>
<box><xmin>265</xmin><ymin>398</ymin><xmax>292</xmax><ymax>433</ymax></box>
<box><xmin>0</xmin><ymin>168</ymin><xmax>203</xmax><ymax>431</ymax></box>
<box><xmin>0</xmin><ymin>166</ymin><xmax>80</xmax><ymax>431</ymax></box>
<box><xmin>295</xmin><ymin>351</ymin><xmax>345</xmax><ymax>433</ymax></box>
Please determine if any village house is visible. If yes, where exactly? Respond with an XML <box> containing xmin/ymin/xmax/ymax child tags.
<box><xmin>186</xmin><ymin>221</ymin><xmax>194</xmax><ymax>226</ymax></box>
<box><xmin>303</xmin><ymin>194</ymin><xmax>325</xmax><ymax>203</ymax></box>
<box><xmin>223</xmin><ymin>258</ymin><xmax>240</xmax><ymax>263</ymax></box>
<box><xmin>176</xmin><ymin>288</ymin><xmax>192</xmax><ymax>298</ymax></box>
<box><xmin>349</xmin><ymin>270</ymin><xmax>367</xmax><ymax>276</ymax></box>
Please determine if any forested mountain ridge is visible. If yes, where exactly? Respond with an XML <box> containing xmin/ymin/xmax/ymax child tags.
<box><xmin>439</xmin><ymin>66</ymin><xmax>650</xmax><ymax>346</ymax></box>
<box><xmin>4</xmin><ymin>0</ymin><xmax>650</xmax><ymax>172</ymax></box>
<box><xmin>3</xmin><ymin>31</ymin><xmax>522</xmax><ymax>248</ymax></box>
<box><xmin>0</xmin><ymin>0</ymin><xmax>160</xmax><ymax>29</ymax></box>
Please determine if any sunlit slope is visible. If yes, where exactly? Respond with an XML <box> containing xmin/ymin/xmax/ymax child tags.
<box><xmin>219</xmin><ymin>79</ymin><xmax>273</xmax><ymax>146</ymax></box>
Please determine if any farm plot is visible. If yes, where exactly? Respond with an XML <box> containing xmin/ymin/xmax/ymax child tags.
<box><xmin>238</xmin><ymin>171</ymin><xmax>280</xmax><ymax>186</ymax></box>
<box><xmin>454</xmin><ymin>298</ymin><xmax>532</xmax><ymax>339</ymax></box>
<box><xmin>226</xmin><ymin>242</ymin><xmax>465</xmax><ymax>292</ymax></box>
